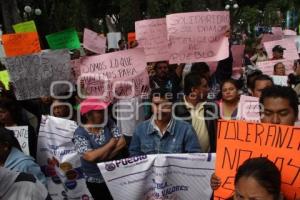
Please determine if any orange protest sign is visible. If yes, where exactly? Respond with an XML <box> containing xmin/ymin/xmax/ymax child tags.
<box><xmin>215</xmin><ymin>120</ymin><xmax>300</xmax><ymax>200</ymax></box>
<box><xmin>2</xmin><ymin>32</ymin><xmax>41</xmax><ymax>57</ymax></box>
<box><xmin>128</xmin><ymin>32</ymin><xmax>136</xmax><ymax>43</ymax></box>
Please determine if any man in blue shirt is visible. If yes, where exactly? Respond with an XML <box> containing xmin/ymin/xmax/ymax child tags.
<box><xmin>129</xmin><ymin>88</ymin><xmax>202</xmax><ymax>156</ymax></box>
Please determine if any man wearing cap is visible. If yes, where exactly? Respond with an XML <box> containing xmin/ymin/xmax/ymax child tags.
<box><xmin>271</xmin><ymin>45</ymin><xmax>286</xmax><ymax>60</ymax></box>
<box><xmin>73</xmin><ymin>98</ymin><xmax>126</xmax><ymax>200</ymax></box>
<box><xmin>129</xmin><ymin>88</ymin><xmax>202</xmax><ymax>156</ymax></box>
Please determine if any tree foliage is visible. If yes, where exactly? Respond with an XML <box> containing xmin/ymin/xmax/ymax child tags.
<box><xmin>0</xmin><ymin>0</ymin><xmax>299</xmax><ymax>36</ymax></box>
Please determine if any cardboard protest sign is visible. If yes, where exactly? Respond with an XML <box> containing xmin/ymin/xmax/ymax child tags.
<box><xmin>236</xmin><ymin>95</ymin><xmax>260</xmax><ymax>122</ymax></box>
<box><xmin>231</xmin><ymin>45</ymin><xmax>245</xmax><ymax>79</ymax></box>
<box><xmin>271</xmin><ymin>75</ymin><xmax>288</xmax><ymax>86</ymax></box>
<box><xmin>2</xmin><ymin>32</ymin><xmax>41</xmax><ymax>57</ymax></box>
<box><xmin>107</xmin><ymin>32</ymin><xmax>122</xmax><ymax>49</ymax></box>
<box><xmin>283</xmin><ymin>29</ymin><xmax>297</xmax><ymax>36</ymax></box>
<box><xmin>13</xmin><ymin>20</ymin><xmax>37</xmax><ymax>33</ymax></box>
<box><xmin>215</xmin><ymin>120</ymin><xmax>300</xmax><ymax>200</ymax></box>
<box><xmin>78</xmin><ymin>48</ymin><xmax>149</xmax><ymax>101</ymax></box>
<box><xmin>7</xmin><ymin>126</ymin><xmax>29</xmax><ymax>155</ymax></box>
<box><xmin>263</xmin><ymin>39</ymin><xmax>299</xmax><ymax>60</ymax></box>
<box><xmin>0</xmin><ymin>70</ymin><xmax>10</xmax><ymax>90</ymax></box>
<box><xmin>167</xmin><ymin>11</ymin><xmax>230</xmax><ymax>64</ymax></box>
<box><xmin>46</xmin><ymin>28</ymin><xmax>81</xmax><ymax>50</ymax></box>
<box><xmin>256</xmin><ymin>59</ymin><xmax>294</xmax><ymax>75</ymax></box>
<box><xmin>261</xmin><ymin>33</ymin><xmax>283</xmax><ymax>43</ymax></box>
<box><xmin>5</xmin><ymin>49</ymin><xmax>73</xmax><ymax>100</ymax></box>
<box><xmin>99</xmin><ymin>153</ymin><xmax>215</xmax><ymax>200</ymax></box>
<box><xmin>37</xmin><ymin>116</ymin><xmax>92</xmax><ymax>200</ymax></box>
<box><xmin>83</xmin><ymin>28</ymin><xmax>106</xmax><ymax>54</ymax></box>
<box><xmin>127</xmin><ymin>32</ymin><xmax>136</xmax><ymax>43</ymax></box>
<box><xmin>272</xmin><ymin>27</ymin><xmax>283</xmax><ymax>36</ymax></box>
<box><xmin>135</xmin><ymin>18</ymin><xmax>169</xmax><ymax>62</ymax></box>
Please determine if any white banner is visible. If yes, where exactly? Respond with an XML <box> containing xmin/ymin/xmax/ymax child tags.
<box><xmin>37</xmin><ymin>115</ymin><xmax>92</xmax><ymax>200</ymax></box>
<box><xmin>98</xmin><ymin>153</ymin><xmax>215</xmax><ymax>200</ymax></box>
<box><xmin>7</xmin><ymin>126</ymin><xmax>29</xmax><ymax>155</ymax></box>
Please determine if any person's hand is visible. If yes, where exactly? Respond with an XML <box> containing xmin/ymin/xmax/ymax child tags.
<box><xmin>109</xmin><ymin>137</ymin><xmax>118</xmax><ymax>146</ymax></box>
<box><xmin>211</xmin><ymin>173</ymin><xmax>221</xmax><ymax>190</ymax></box>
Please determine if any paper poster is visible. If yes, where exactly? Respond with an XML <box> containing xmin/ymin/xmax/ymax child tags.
<box><xmin>107</xmin><ymin>32</ymin><xmax>122</xmax><ymax>49</ymax></box>
<box><xmin>283</xmin><ymin>29</ymin><xmax>297</xmax><ymax>36</ymax></box>
<box><xmin>236</xmin><ymin>95</ymin><xmax>260</xmax><ymax>122</ymax></box>
<box><xmin>263</xmin><ymin>39</ymin><xmax>299</xmax><ymax>60</ymax></box>
<box><xmin>5</xmin><ymin>49</ymin><xmax>73</xmax><ymax>100</ymax></box>
<box><xmin>2</xmin><ymin>32</ymin><xmax>41</xmax><ymax>57</ymax></box>
<box><xmin>167</xmin><ymin>11</ymin><xmax>230</xmax><ymax>64</ymax></box>
<box><xmin>215</xmin><ymin>120</ymin><xmax>300</xmax><ymax>200</ymax></box>
<box><xmin>46</xmin><ymin>28</ymin><xmax>81</xmax><ymax>50</ymax></box>
<box><xmin>271</xmin><ymin>75</ymin><xmax>288</xmax><ymax>86</ymax></box>
<box><xmin>6</xmin><ymin>126</ymin><xmax>29</xmax><ymax>155</ymax></box>
<box><xmin>127</xmin><ymin>32</ymin><xmax>136</xmax><ymax>43</ymax></box>
<box><xmin>256</xmin><ymin>59</ymin><xmax>294</xmax><ymax>75</ymax></box>
<box><xmin>135</xmin><ymin>18</ymin><xmax>169</xmax><ymax>62</ymax></box>
<box><xmin>272</xmin><ymin>27</ymin><xmax>283</xmax><ymax>36</ymax></box>
<box><xmin>13</xmin><ymin>20</ymin><xmax>37</xmax><ymax>33</ymax></box>
<box><xmin>99</xmin><ymin>153</ymin><xmax>215</xmax><ymax>200</ymax></box>
<box><xmin>261</xmin><ymin>34</ymin><xmax>283</xmax><ymax>43</ymax></box>
<box><xmin>231</xmin><ymin>45</ymin><xmax>245</xmax><ymax>78</ymax></box>
<box><xmin>78</xmin><ymin>48</ymin><xmax>149</xmax><ymax>101</ymax></box>
<box><xmin>83</xmin><ymin>28</ymin><xmax>106</xmax><ymax>54</ymax></box>
<box><xmin>37</xmin><ymin>116</ymin><xmax>92</xmax><ymax>200</ymax></box>
<box><xmin>0</xmin><ymin>70</ymin><xmax>10</xmax><ymax>90</ymax></box>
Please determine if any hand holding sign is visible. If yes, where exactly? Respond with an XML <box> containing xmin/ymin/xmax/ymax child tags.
<box><xmin>166</xmin><ymin>11</ymin><xmax>230</xmax><ymax>64</ymax></box>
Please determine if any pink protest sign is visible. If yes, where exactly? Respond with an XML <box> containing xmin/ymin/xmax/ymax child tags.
<box><xmin>272</xmin><ymin>27</ymin><xmax>283</xmax><ymax>36</ymax></box>
<box><xmin>135</xmin><ymin>18</ymin><xmax>169</xmax><ymax>62</ymax></box>
<box><xmin>283</xmin><ymin>29</ymin><xmax>297</xmax><ymax>36</ymax></box>
<box><xmin>232</xmin><ymin>45</ymin><xmax>245</xmax><ymax>78</ymax></box>
<box><xmin>263</xmin><ymin>39</ymin><xmax>299</xmax><ymax>60</ymax></box>
<box><xmin>77</xmin><ymin>48</ymin><xmax>149</xmax><ymax>100</ymax></box>
<box><xmin>237</xmin><ymin>95</ymin><xmax>260</xmax><ymax>122</ymax></box>
<box><xmin>83</xmin><ymin>28</ymin><xmax>106</xmax><ymax>54</ymax></box>
<box><xmin>261</xmin><ymin>34</ymin><xmax>283</xmax><ymax>43</ymax></box>
<box><xmin>257</xmin><ymin>59</ymin><xmax>294</xmax><ymax>75</ymax></box>
<box><xmin>166</xmin><ymin>11</ymin><xmax>230</xmax><ymax>64</ymax></box>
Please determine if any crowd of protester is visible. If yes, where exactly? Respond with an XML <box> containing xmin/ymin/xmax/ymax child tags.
<box><xmin>0</xmin><ymin>28</ymin><xmax>299</xmax><ymax>200</ymax></box>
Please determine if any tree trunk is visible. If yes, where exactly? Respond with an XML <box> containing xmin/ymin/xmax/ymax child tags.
<box><xmin>0</xmin><ymin>0</ymin><xmax>22</xmax><ymax>33</ymax></box>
